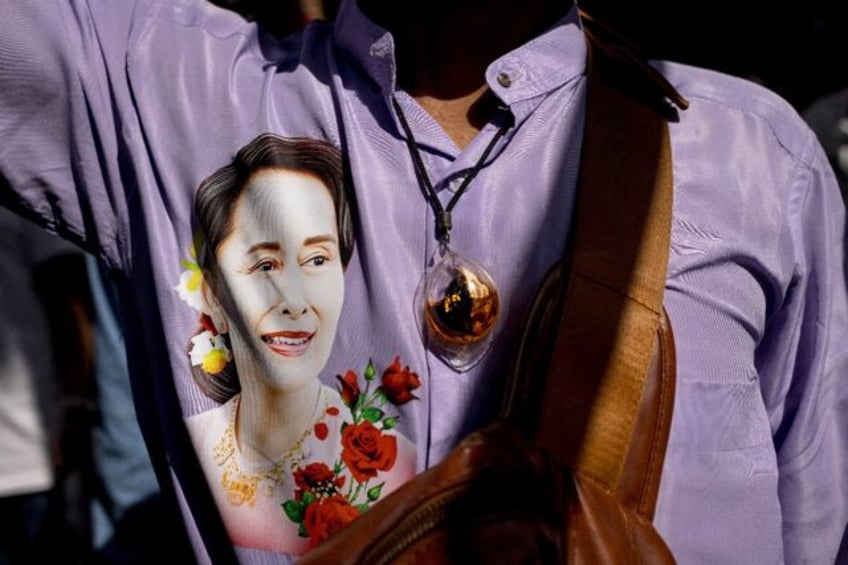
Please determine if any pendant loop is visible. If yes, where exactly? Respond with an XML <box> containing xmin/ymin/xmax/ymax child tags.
<box><xmin>436</xmin><ymin>210</ymin><xmax>452</xmax><ymax>243</ymax></box>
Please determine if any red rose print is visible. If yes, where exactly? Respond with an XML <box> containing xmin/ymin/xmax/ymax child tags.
<box><xmin>282</xmin><ymin>356</ymin><xmax>424</xmax><ymax>537</ymax></box>
<box><xmin>303</xmin><ymin>495</ymin><xmax>361</xmax><ymax>548</ymax></box>
<box><xmin>314</xmin><ymin>422</ymin><xmax>329</xmax><ymax>441</ymax></box>
<box><xmin>336</xmin><ymin>370</ymin><xmax>360</xmax><ymax>407</ymax></box>
<box><xmin>341</xmin><ymin>421</ymin><xmax>397</xmax><ymax>483</ymax></box>
<box><xmin>379</xmin><ymin>356</ymin><xmax>421</xmax><ymax>405</ymax></box>
<box><xmin>294</xmin><ymin>462</ymin><xmax>345</xmax><ymax>500</ymax></box>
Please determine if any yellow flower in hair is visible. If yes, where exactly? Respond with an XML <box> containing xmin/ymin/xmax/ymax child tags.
<box><xmin>202</xmin><ymin>348</ymin><xmax>230</xmax><ymax>374</ymax></box>
<box><xmin>189</xmin><ymin>330</ymin><xmax>231</xmax><ymax>374</ymax></box>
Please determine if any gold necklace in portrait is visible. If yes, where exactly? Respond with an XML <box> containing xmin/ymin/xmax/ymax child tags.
<box><xmin>212</xmin><ymin>389</ymin><xmax>329</xmax><ymax>507</ymax></box>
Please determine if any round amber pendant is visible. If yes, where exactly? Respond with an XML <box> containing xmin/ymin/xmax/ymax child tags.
<box><xmin>415</xmin><ymin>248</ymin><xmax>500</xmax><ymax>371</ymax></box>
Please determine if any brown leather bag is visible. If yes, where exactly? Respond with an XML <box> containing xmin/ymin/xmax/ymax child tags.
<box><xmin>300</xmin><ymin>14</ymin><xmax>689</xmax><ymax>564</ymax></box>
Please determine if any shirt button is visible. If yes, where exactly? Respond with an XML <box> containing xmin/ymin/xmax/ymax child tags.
<box><xmin>497</xmin><ymin>72</ymin><xmax>512</xmax><ymax>88</ymax></box>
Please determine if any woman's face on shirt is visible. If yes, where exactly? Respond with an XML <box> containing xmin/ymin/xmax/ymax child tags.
<box><xmin>212</xmin><ymin>168</ymin><xmax>344</xmax><ymax>393</ymax></box>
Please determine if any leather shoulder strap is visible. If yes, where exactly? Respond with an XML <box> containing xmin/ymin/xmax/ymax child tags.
<box><xmin>503</xmin><ymin>12</ymin><xmax>687</xmax><ymax>510</ymax></box>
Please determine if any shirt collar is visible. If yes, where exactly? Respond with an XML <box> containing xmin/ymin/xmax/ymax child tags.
<box><xmin>333</xmin><ymin>0</ymin><xmax>587</xmax><ymax>106</ymax></box>
<box><xmin>333</xmin><ymin>0</ymin><xmax>399</xmax><ymax>94</ymax></box>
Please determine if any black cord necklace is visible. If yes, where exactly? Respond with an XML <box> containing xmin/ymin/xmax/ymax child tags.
<box><xmin>392</xmin><ymin>96</ymin><xmax>513</xmax><ymax>371</ymax></box>
<box><xmin>391</xmin><ymin>97</ymin><xmax>512</xmax><ymax>244</ymax></box>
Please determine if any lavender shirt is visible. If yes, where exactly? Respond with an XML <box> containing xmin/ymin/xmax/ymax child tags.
<box><xmin>1</xmin><ymin>0</ymin><xmax>846</xmax><ymax>562</ymax></box>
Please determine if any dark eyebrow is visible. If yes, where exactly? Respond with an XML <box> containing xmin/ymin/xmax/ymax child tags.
<box><xmin>245</xmin><ymin>236</ymin><xmax>336</xmax><ymax>255</ymax></box>
<box><xmin>303</xmin><ymin>234</ymin><xmax>338</xmax><ymax>247</ymax></box>
<box><xmin>245</xmin><ymin>241</ymin><xmax>280</xmax><ymax>255</ymax></box>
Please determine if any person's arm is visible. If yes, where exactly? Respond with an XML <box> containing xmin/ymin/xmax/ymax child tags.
<box><xmin>0</xmin><ymin>0</ymin><xmax>152</xmax><ymax>259</ymax></box>
<box><xmin>756</xmin><ymin>132</ymin><xmax>848</xmax><ymax>562</ymax></box>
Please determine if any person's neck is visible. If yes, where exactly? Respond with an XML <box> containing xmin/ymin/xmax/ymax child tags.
<box><xmin>236</xmin><ymin>377</ymin><xmax>322</xmax><ymax>466</ymax></box>
<box><xmin>361</xmin><ymin>0</ymin><xmax>572</xmax><ymax>148</ymax></box>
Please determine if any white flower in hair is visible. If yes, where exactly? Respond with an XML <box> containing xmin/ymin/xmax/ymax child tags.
<box><xmin>175</xmin><ymin>241</ymin><xmax>206</xmax><ymax>312</ymax></box>
<box><xmin>190</xmin><ymin>330</ymin><xmax>232</xmax><ymax>374</ymax></box>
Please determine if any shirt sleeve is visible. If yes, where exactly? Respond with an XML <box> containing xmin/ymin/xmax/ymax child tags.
<box><xmin>0</xmin><ymin>0</ymin><xmax>152</xmax><ymax>263</ymax></box>
<box><xmin>757</xmin><ymin>131</ymin><xmax>848</xmax><ymax>562</ymax></box>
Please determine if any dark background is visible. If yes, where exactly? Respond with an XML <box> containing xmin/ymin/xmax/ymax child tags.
<box><xmin>580</xmin><ymin>1</ymin><xmax>847</xmax><ymax>112</ymax></box>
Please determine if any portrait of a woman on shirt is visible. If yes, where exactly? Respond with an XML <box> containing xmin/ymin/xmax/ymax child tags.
<box><xmin>181</xmin><ymin>134</ymin><xmax>416</xmax><ymax>555</ymax></box>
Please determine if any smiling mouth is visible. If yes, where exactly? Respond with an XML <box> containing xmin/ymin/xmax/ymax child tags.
<box><xmin>261</xmin><ymin>331</ymin><xmax>314</xmax><ymax>357</ymax></box>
